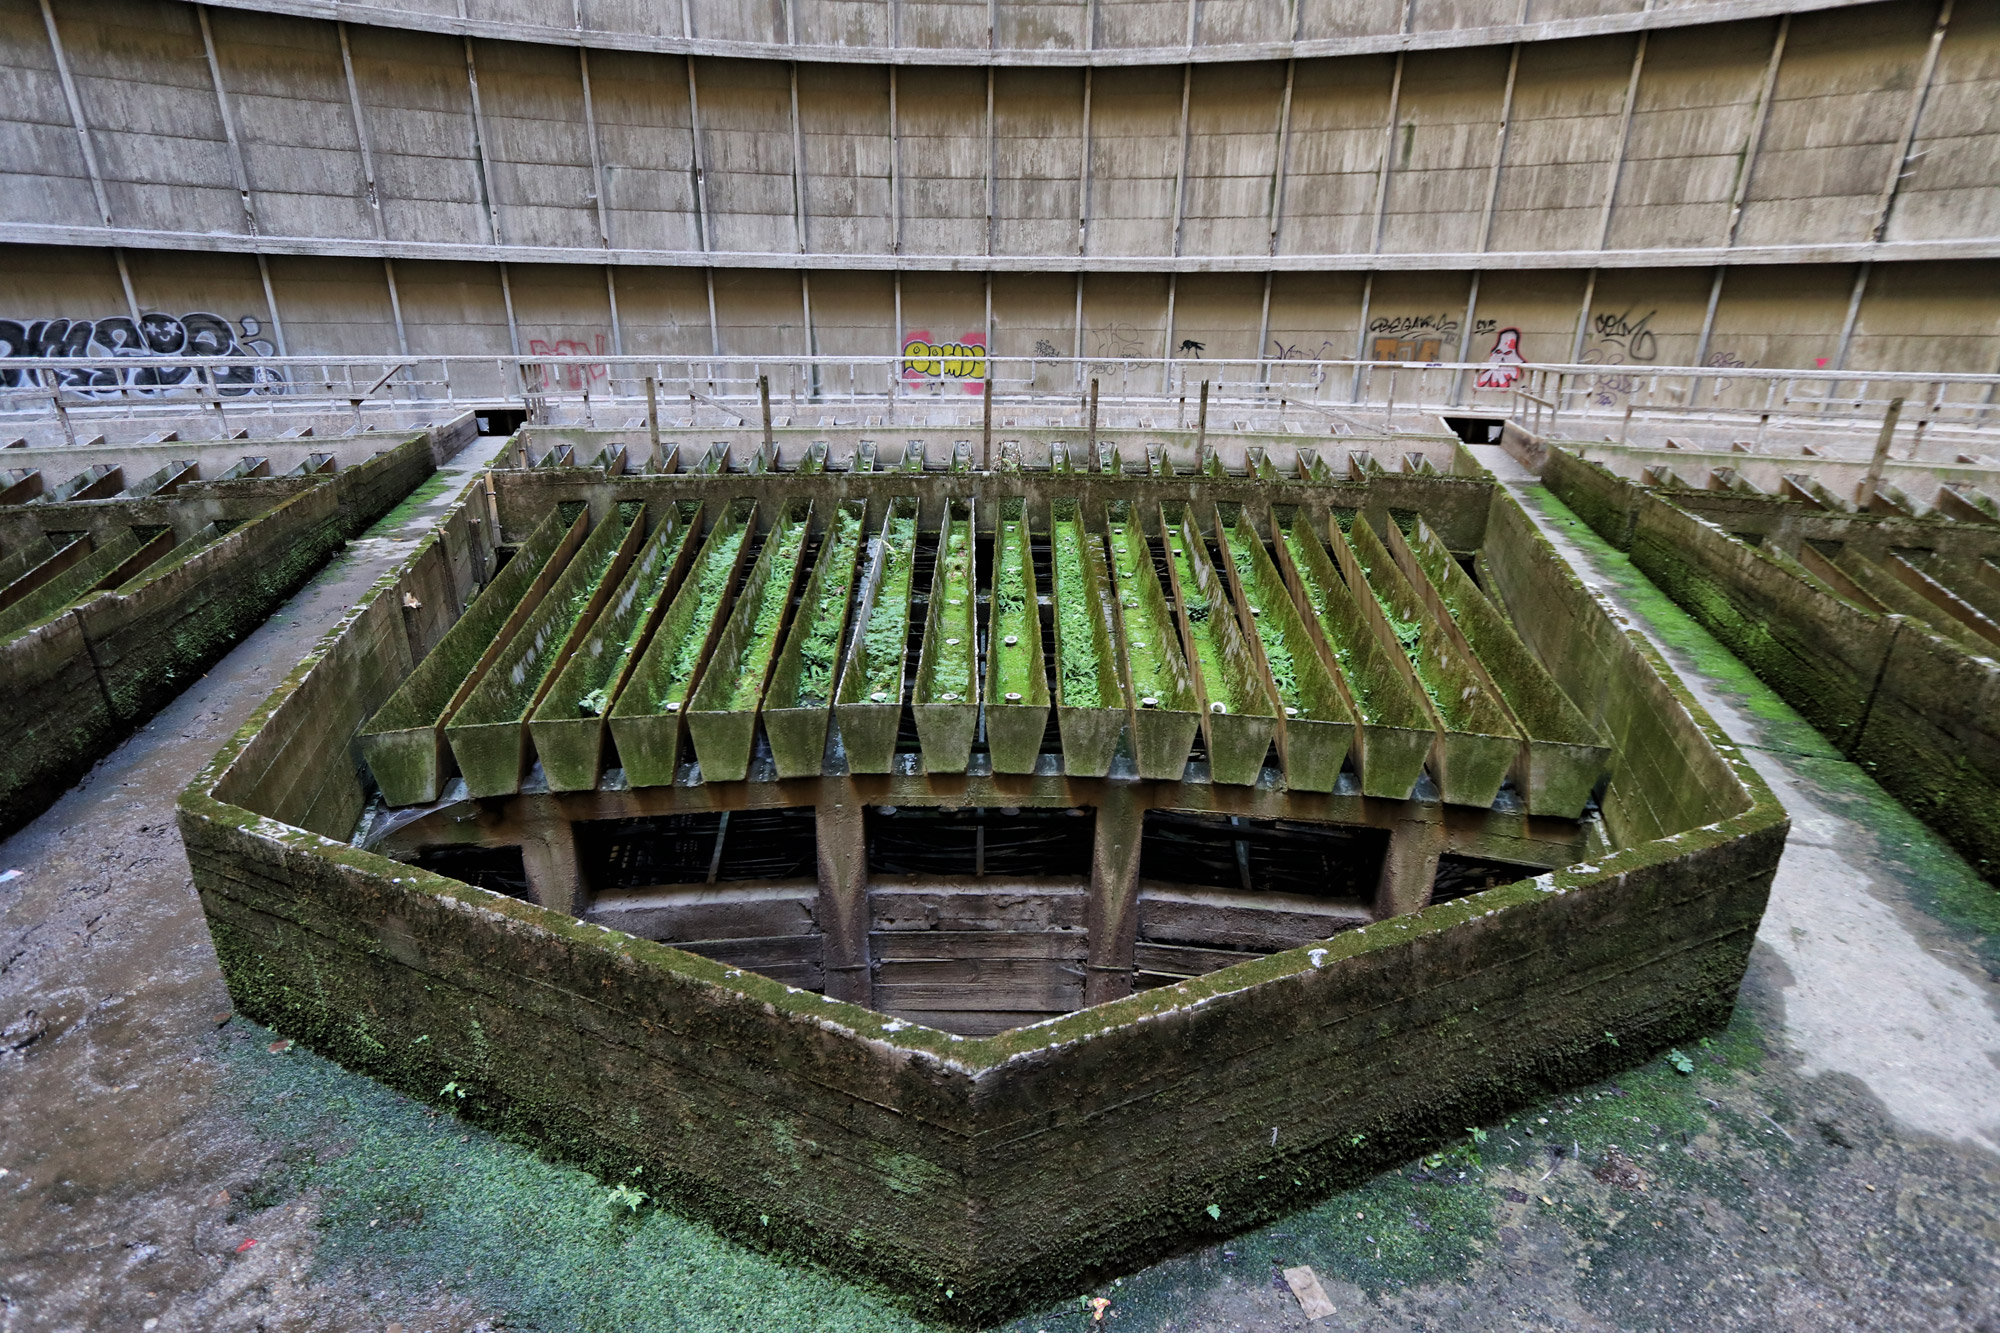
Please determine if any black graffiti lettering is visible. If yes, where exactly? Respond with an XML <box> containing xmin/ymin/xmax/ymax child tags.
<box><xmin>0</xmin><ymin>310</ymin><xmax>283</xmax><ymax>397</ymax></box>
<box><xmin>1368</xmin><ymin>313</ymin><xmax>1461</xmax><ymax>339</ymax></box>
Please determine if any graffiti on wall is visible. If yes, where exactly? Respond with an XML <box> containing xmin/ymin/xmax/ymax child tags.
<box><xmin>1368</xmin><ymin>313</ymin><xmax>1495</xmax><ymax>364</ymax></box>
<box><xmin>1474</xmin><ymin>328</ymin><xmax>1526</xmax><ymax>391</ymax></box>
<box><xmin>1579</xmin><ymin>306</ymin><xmax>1659</xmax><ymax>406</ymax></box>
<box><xmin>0</xmin><ymin>312</ymin><xmax>281</xmax><ymax>394</ymax></box>
<box><xmin>528</xmin><ymin>333</ymin><xmax>609</xmax><ymax>391</ymax></box>
<box><xmin>903</xmin><ymin>330</ymin><xmax>986</xmax><ymax>393</ymax></box>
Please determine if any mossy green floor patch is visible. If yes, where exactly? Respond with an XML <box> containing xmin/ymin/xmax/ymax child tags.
<box><xmin>366</xmin><ymin>472</ymin><xmax>457</xmax><ymax>536</ymax></box>
<box><xmin>1515</xmin><ymin>484</ymin><xmax>2000</xmax><ymax>974</ymax></box>
<box><xmin>221</xmin><ymin>1018</ymin><xmax>934</xmax><ymax>1333</ymax></box>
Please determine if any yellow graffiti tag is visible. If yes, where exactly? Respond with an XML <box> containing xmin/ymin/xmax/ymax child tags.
<box><xmin>902</xmin><ymin>338</ymin><xmax>986</xmax><ymax>381</ymax></box>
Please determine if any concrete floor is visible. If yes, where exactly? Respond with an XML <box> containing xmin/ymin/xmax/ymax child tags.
<box><xmin>2</xmin><ymin>443</ymin><xmax>1998</xmax><ymax>1332</ymax></box>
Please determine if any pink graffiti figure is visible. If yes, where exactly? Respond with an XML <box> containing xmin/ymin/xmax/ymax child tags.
<box><xmin>1476</xmin><ymin>327</ymin><xmax>1525</xmax><ymax>391</ymax></box>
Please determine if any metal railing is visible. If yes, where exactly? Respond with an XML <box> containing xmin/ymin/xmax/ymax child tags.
<box><xmin>4</xmin><ymin>352</ymin><xmax>1998</xmax><ymax>454</ymax></box>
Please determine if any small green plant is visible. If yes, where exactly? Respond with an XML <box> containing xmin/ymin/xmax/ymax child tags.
<box><xmin>440</xmin><ymin>1081</ymin><xmax>467</xmax><ymax>1099</ymax></box>
<box><xmin>1668</xmin><ymin>1048</ymin><xmax>1696</xmax><ymax>1075</ymax></box>
<box><xmin>606</xmin><ymin>1182</ymin><xmax>647</xmax><ymax>1213</ymax></box>
<box><xmin>1204</xmin><ymin>1203</ymin><xmax>1221</xmax><ymax>1221</ymax></box>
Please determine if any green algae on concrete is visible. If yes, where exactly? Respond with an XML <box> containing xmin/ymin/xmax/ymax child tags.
<box><xmin>763</xmin><ymin>500</ymin><xmax>868</xmax><ymax>778</ymax></box>
<box><xmin>983</xmin><ymin>497</ymin><xmax>1051</xmax><ymax>774</ymax></box>
<box><xmin>361</xmin><ymin>503</ymin><xmax>586</xmax><ymax>806</ymax></box>
<box><xmin>1343</xmin><ymin>514</ymin><xmax>1520</xmax><ymax>808</ymax></box>
<box><xmin>0</xmin><ymin>527</ymin><xmax>146</xmax><ymax>642</ymax></box>
<box><xmin>912</xmin><ymin>498</ymin><xmax>980</xmax><ymax>773</ymax></box>
<box><xmin>1217</xmin><ymin>504</ymin><xmax>1355</xmax><ymax>793</ymax></box>
<box><xmin>1272</xmin><ymin>506</ymin><xmax>1435</xmax><ymax>800</ymax></box>
<box><xmin>685</xmin><ymin>498</ymin><xmax>815</xmax><ymax>782</ymax></box>
<box><xmin>835</xmin><ymin>498</ymin><xmax>920</xmax><ymax>774</ymax></box>
<box><xmin>608</xmin><ymin>498</ymin><xmax>756</xmax><ymax>786</ymax></box>
<box><xmin>1049</xmin><ymin>498</ymin><xmax>1127</xmax><ymax>777</ymax></box>
<box><xmin>1106</xmin><ymin>501</ymin><xmax>1199</xmax><ymax>780</ymax></box>
<box><xmin>529</xmin><ymin>501</ymin><xmax>702</xmax><ymax>791</ymax></box>
<box><xmin>1393</xmin><ymin>517</ymin><xmax>1610</xmax><ymax>818</ymax></box>
<box><xmin>448</xmin><ymin>503</ymin><xmax>645</xmax><ymax>797</ymax></box>
<box><xmin>1160</xmin><ymin>502</ymin><xmax>1278</xmax><ymax>786</ymax></box>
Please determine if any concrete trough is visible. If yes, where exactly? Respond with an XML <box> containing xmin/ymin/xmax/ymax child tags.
<box><xmin>608</xmin><ymin>498</ymin><xmax>757</xmax><ymax>787</ymax></box>
<box><xmin>1161</xmin><ymin>501</ymin><xmax>1279</xmax><ymax>787</ymax></box>
<box><xmin>762</xmin><ymin>499</ymin><xmax>868</xmax><ymax>780</ymax></box>
<box><xmin>528</xmin><ymin>500</ymin><xmax>702</xmax><ymax>793</ymax></box>
<box><xmin>982</xmin><ymin>496</ymin><xmax>1051</xmax><ymax>776</ymax></box>
<box><xmin>1105</xmin><ymin>501</ymin><xmax>1201</xmax><ymax>781</ymax></box>
<box><xmin>1048</xmin><ymin>498</ymin><xmax>1127</xmax><ymax>778</ymax></box>
<box><xmin>1216</xmin><ymin>503</ymin><xmax>1356</xmax><ymax>794</ymax></box>
<box><xmin>912</xmin><ymin>498</ymin><xmax>981</xmax><ymax>774</ymax></box>
<box><xmin>684</xmin><ymin>498</ymin><xmax>814</xmax><ymax>783</ymax></box>
<box><xmin>834</xmin><ymin>497</ymin><xmax>920</xmax><ymax>775</ymax></box>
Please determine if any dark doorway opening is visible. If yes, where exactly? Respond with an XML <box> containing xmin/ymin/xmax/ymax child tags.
<box><xmin>475</xmin><ymin>407</ymin><xmax>529</xmax><ymax>437</ymax></box>
<box><xmin>1442</xmin><ymin>416</ymin><xmax>1504</xmax><ymax>444</ymax></box>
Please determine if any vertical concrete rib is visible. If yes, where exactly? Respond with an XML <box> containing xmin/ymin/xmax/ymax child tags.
<box><xmin>195</xmin><ymin>5</ymin><xmax>257</xmax><ymax>236</ymax></box>
<box><xmin>1833</xmin><ymin>262</ymin><xmax>1872</xmax><ymax>373</ymax></box>
<box><xmin>38</xmin><ymin>0</ymin><xmax>112</xmax><ymax>228</ymax></box>
<box><xmin>1083</xmin><ymin>786</ymin><xmax>1143</xmax><ymax>1006</ymax></box>
<box><xmin>579</xmin><ymin>48</ymin><xmax>612</xmax><ymax>249</ymax></box>
<box><xmin>789</xmin><ymin>62</ymin><xmax>808</xmax><ymax>254</ymax></box>
<box><xmin>985</xmin><ymin>67</ymin><xmax>996</xmax><ymax>258</ymax></box>
<box><xmin>1267</xmin><ymin>58</ymin><xmax>1296</xmax><ymax>257</ymax></box>
<box><xmin>1368</xmin><ymin>54</ymin><xmax>1405</xmax><ymax>256</ymax></box>
<box><xmin>338</xmin><ymin>22</ymin><xmax>388</xmax><ymax>242</ymax></box>
<box><xmin>1871</xmin><ymin>0</ymin><xmax>1954</xmax><ymax>242</ymax></box>
<box><xmin>888</xmin><ymin>67</ymin><xmax>902</xmax><ymax>255</ymax></box>
<box><xmin>1725</xmin><ymin>14</ymin><xmax>1789</xmax><ymax>248</ymax></box>
<box><xmin>384</xmin><ymin>258</ymin><xmax>410</xmax><ymax>358</ymax></box>
<box><xmin>685</xmin><ymin>56</ymin><xmax>711</xmax><ymax>253</ymax></box>
<box><xmin>1476</xmin><ymin>44</ymin><xmax>1520</xmax><ymax>255</ymax></box>
<box><xmin>462</xmin><ymin>38</ymin><xmax>504</xmax><ymax>248</ymax></box>
<box><xmin>1170</xmin><ymin>63</ymin><xmax>1192</xmax><ymax>259</ymax></box>
<box><xmin>1077</xmin><ymin>67</ymin><xmax>1094</xmax><ymax>256</ymax></box>
<box><xmin>255</xmin><ymin>255</ymin><xmax>289</xmax><ymax>357</ymax></box>
<box><xmin>1596</xmin><ymin>31</ymin><xmax>1649</xmax><ymax>252</ymax></box>
<box><xmin>816</xmin><ymin>795</ymin><xmax>871</xmax><ymax>1007</ymax></box>
<box><xmin>1570</xmin><ymin>268</ymin><xmax>1599</xmax><ymax>363</ymax></box>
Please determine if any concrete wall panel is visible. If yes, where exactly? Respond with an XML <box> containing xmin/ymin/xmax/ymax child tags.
<box><xmin>1178</xmin><ymin>61</ymin><xmax>1282</xmax><ymax>259</ymax></box>
<box><xmin>898</xmin><ymin>65</ymin><xmax>991</xmax><ymax>257</ymax></box>
<box><xmin>1486</xmin><ymin>34</ymin><xmax>1638</xmax><ymax>255</ymax></box>
<box><xmin>608</xmin><ymin>264</ymin><xmax>714</xmax><ymax>357</ymax></box>
<box><xmin>1736</xmin><ymin>1</ymin><xmax>1936</xmax><ymax>248</ymax></box>
<box><xmin>346</xmin><ymin>25</ymin><xmax>490</xmax><ymax>246</ymax></box>
<box><xmin>52</xmin><ymin>0</ymin><xmax>239</xmax><ymax>235</ymax></box>
<box><xmin>1276</xmin><ymin>54</ymin><xmax>1395</xmax><ymax>258</ymax></box>
<box><xmin>590</xmin><ymin>51</ymin><xmax>699</xmax><ymax>254</ymax></box>
<box><xmin>209</xmin><ymin>10</ymin><xmax>375</xmax><ymax>242</ymax></box>
<box><xmin>1379</xmin><ymin>46</ymin><xmax>1511</xmax><ymax>257</ymax></box>
<box><xmin>473</xmin><ymin>38</ymin><xmax>600</xmax><ymax>251</ymax></box>
<box><xmin>1886</xmin><ymin>0</ymin><xmax>2000</xmax><ymax>244</ymax></box>
<box><xmin>693</xmin><ymin>56</ymin><xmax>798</xmax><ymax>255</ymax></box>
<box><xmin>993</xmin><ymin>66</ymin><xmax>1084</xmax><ymax>259</ymax></box>
<box><xmin>267</xmin><ymin>254</ymin><xmax>400</xmax><ymax>356</ymax></box>
<box><xmin>0</xmin><ymin>0</ymin><xmax>101</xmax><ymax>227</ymax></box>
<box><xmin>799</xmin><ymin>63</ymin><xmax>893</xmax><ymax>255</ymax></box>
<box><xmin>1085</xmin><ymin>65</ymin><xmax>1182</xmax><ymax>258</ymax></box>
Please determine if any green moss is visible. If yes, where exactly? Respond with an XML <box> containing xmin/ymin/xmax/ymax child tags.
<box><xmin>792</xmin><ymin>508</ymin><xmax>866</xmax><ymax>707</ymax></box>
<box><xmin>365</xmin><ymin>471</ymin><xmax>455</xmax><ymax>535</ymax></box>
<box><xmin>219</xmin><ymin>1018</ymin><xmax>936</xmax><ymax>1333</ymax></box>
<box><xmin>725</xmin><ymin>513</ymin><xmax>811</xmax><ymax>711</ymax></box>
<box><xmin>924</xmin><ymin>515</ymin><xmax>976</xmax><ymax>702</ymax></box>
<box><xmin>1107</xmin><ymin>522</ymin><xmax>1186</xmax><ymax>707</ymax></box>
<box><xmin>1223</xmin><ymin>526</ymin><xmax>1307</xmax><ymax>715</ymax></box>
<box><xmin>989</xmin><ymin>515</ymin><xmax>1039</xmax><ymax>703</ymax></box>
<box><xmin>862</xmin><ymin>514</ymin><xmax>918</xmax><ymax>701</ymax></box>
<box><xmin>660</xmin><ymin>527</ymin><xmax>749</xmax><ymax>709</ymax></box>
<box><xmin>1052</xmin><ymin>516</ymin><xmax>1105</xmax><ymax>709</ymax></box>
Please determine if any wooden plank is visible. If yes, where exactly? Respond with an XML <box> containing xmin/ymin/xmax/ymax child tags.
<box><xmin>869</xmin><ymin>930</ymin><xmax>1087</xmax><ymax>962</ymax></box>
<box><xmin>1134</xmin><ymin>940</ymin><xmax>1266</xmax><ymax>979</ymax></box>
<box><xmin>874</xmin><ymin>957</ymin><xmax>1084</xmax><ymax>989</ymax></box>
<box><xmin>868</xmin><ymin>885</ymin><xmax>1088</xmax><ymax>933</ymax></box>
<box><xmin>586</xmin><ymin>882</ymin><xmax>816</xmax><ymax>942</ymax></box>
<box><xmin>874</xmin><ymin>979</ymin><xmax>1082</xmax><ymax>1013</ymax></box>
<box><xmin>1138</xmin><ymin>882</ymin><xmax>1371</xmax><ymax>953</ymax></box>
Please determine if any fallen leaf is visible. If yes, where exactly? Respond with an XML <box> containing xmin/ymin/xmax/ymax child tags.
<box><xmin>268</xmin><ymin>1039</ymin><xmax>292</xmax><ymax>1054</ymax></box>
<box><xmin>234</xmin><ymin>1238</ymin><xmax>257</xmax><ymax>1254</ymax></box>
<box><xmin>1089</xmin><ymin>1296</ymin><xmax>1112</xmax><ymax>1322</ymax></box>
<box><xmin>212</xmin><ymin>1190</ymin><xmax>230</xmax><ymax>1206</ymax></box>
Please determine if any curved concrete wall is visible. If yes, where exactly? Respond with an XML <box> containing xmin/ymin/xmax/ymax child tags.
<box><xmin>0</xmin><ymin>0</ymin><xmax>1995</xmax><ymax>375</ymax></box>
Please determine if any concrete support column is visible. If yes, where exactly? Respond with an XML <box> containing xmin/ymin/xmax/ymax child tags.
<box><xmin>1084</xmin><ymin>785</ymin><xmax>1145</xmax><ymax>1006</ymax></box>
<box><xmin>1375</xmin><ymin>802</ymin><xmax>1444</xmax><ymax>918</ymax></box>
<box><xmin>518</xmin><ymin>808</ymin><xmax>585</xmax><ymax>917</ymax></box>
<box><xmin>817</xmin><ymin>792</ymin><xmax>871</xmax><ymax>1006</ymax></box>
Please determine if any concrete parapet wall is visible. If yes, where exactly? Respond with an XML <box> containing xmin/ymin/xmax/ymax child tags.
<box><xmin>0</xmin><ymin>428</ymin><xmax>444</xmax><ymax>834</ymax></box>
<box><xmin>178</xmin><ymin>474</ymin><xmax>1783</xmax><ymax>1320</ymax></box>
<box><xmin>1541</xmin><ymin>450</ymin><xmax>2000</xmax><ymax>881</ymax></box>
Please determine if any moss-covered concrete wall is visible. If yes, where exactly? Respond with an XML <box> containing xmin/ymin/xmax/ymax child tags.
<box><xmin>179</xmin><ymin>474</ymin><xmax>1783</xmax><ymax>1323</ymax></box>
<box><xmin>1542</xmin><ymin>450</ymin><xmax>2000</xmax><ymax>883</ymax></box>
<box><xmin>0</xmin><ymin>430</ymin><xmax>445</xmax><ymax>836</ymax></box>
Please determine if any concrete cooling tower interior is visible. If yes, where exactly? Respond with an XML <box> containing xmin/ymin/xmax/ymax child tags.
<box><xmin>3</xmin><ymin>0</ymin><xmax>2000</xmax><ymax>1330</ymax></box>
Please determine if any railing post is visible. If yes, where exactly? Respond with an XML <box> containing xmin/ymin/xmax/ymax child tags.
<box><xmin>759</xmin><ymin>373</ymin><xmax>773</xmax><ymax>454</ymax></box>
<box><xmin>981</xmin><ymin>376</ymin><xmax>992</xmax><ymax>470</ymax></box>
<box><xmin>1860</xmin><ymin>396</ymin><xmax>1903</xmax><ymax>510</ymax></box>
<box><xmin>645</xmin><ymin>375</ymin><xmax>660</xmax><ymax>460</ymax></box>
<box><xmin>1087</xmin><ymin>376</ymin><xmax>1099</xmax><ymax>454</ymax></box>
<box><xmin>41</xmin><ymin>369</ymin><xmax>75</xmax><ymax>447</ymax></box>
<box><xmin>1196</xmin><ymin>378</ymin><xmax>1208</xmax><ymax>454</ymax></box>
